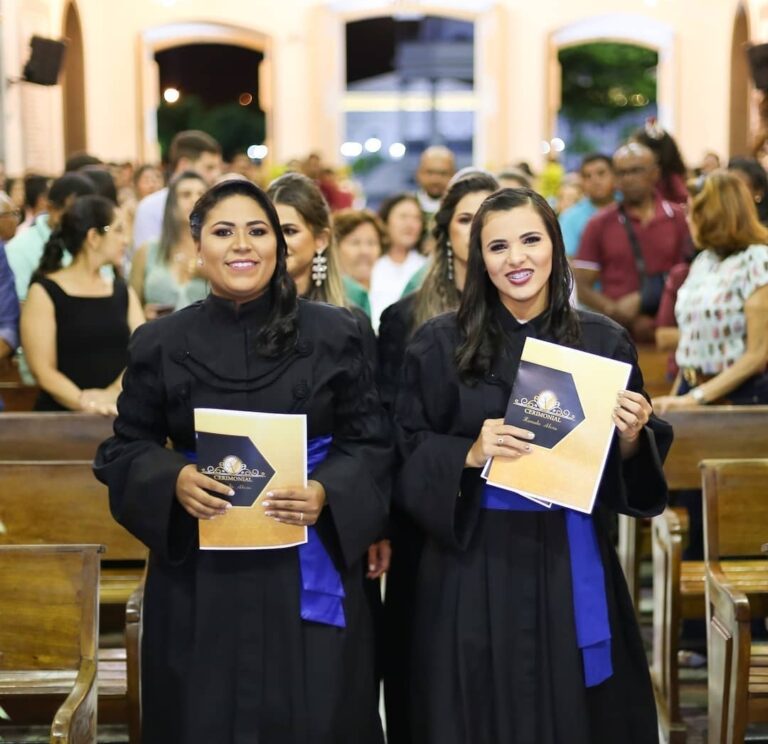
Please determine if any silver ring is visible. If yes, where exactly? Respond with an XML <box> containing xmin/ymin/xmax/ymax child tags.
<box><xmin>299</xmin><ymin>512</ymin><xmax>303</xmax><ymax>522</ymax></box>
<box><xmin>497</xmin><ymin>437</ymin><xmax>504</xmax><ymax>445</ymax></box>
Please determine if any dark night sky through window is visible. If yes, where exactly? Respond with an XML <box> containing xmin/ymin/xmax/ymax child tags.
<box><xmin>155</xmin><ymin>44</ymin><xmax>263</xmax><ymax>108</ymax></box>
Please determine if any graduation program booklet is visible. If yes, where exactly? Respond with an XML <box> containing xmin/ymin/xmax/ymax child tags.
<box><xmin>485</xmin><ymin>338</ymin><xmax>631</xmax><ymax>514</ymax></box>
<box><xmin>194</xmin><ymin>408</ymin><xmax>307</xmax><ymax>550</ymax></box>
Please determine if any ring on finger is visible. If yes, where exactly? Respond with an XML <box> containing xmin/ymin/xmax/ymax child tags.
<box><xmin>299</xmin><ymin>512</ymin><xmax>303</xmax><ymax>523</ymax></box>
<box><xmin>497</xmin><ymin>437</ymin><xmax>504</xmax><ymax>445</ymax></box>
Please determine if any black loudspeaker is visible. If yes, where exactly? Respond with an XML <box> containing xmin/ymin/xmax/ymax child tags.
<box><xmin>22</xmin><ymin>36</ymin><xmax>67</xmax><ymax>86</ymax></box>
<box><xmin>747</xmin><ymin>43</ymin><xmax>768</xmax><ymax>91</ymax></box>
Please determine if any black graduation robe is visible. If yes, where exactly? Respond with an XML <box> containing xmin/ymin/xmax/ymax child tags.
<box><xmin>393</xmin><ymin>304</ymin><xmax>673</xmax><ymax>744</ymax></box>
<box><xmin>376</xmin><ymin>291</ymin><xmax>423</xmax><ymax>744</ymax></box>
<box><xmin>93</xmin><ymin>292</ymin><xmax>392</xmax><ymax>744</ymax></box>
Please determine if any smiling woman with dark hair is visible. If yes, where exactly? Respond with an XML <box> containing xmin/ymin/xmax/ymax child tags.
<box><xmin>393</xmin><ymin>187</ymin><xmax>672</xmax><ymax>744</ymax></box>
<box><xmin>94</xmin><ymin>179</ymin><xmax>392</xmax><ymax>744</ymax></box>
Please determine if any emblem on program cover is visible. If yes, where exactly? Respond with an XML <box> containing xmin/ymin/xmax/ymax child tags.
<box><xmin>195</xmin><ymin>432</ymin><xmax>276</xmax><ymax>507</ymax></box>
<box><xmin>505</xmin><ymin>362</ymin><xmax>585</xmax><ymax>449</ymax></box>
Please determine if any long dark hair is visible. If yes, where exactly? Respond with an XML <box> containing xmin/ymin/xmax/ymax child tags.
<box><xmin>266</xmin><ymin>172</ymin><xmax>347</xmax><ymax>307</ymax></box>
<box><xmin>189</xmin><ymin>179</ymin><xmax>298</xmax><ymax>357</ymax></box>
<box><xmin>33</xmin><ymin>195</ymin><xmax>115</xmax><ymax>282</ymax></box>
<box><xmin>633</xmin><ymin>127</ymin><xmax>687</xmax><ymax>178</ymax></box>
<box><xmin>158</xmin><ymin>171</ymin><xmax>206</xmax><ymax>263</ymax></box>
<box><xmin>456</xmin><ymin>188</ymin><xmax>581</xmax><ymax>383</ymax></box>
<box><xmin>412</xmin><ymin>170</ymin><xmax>499</xmax><ymax>330</ymax></box>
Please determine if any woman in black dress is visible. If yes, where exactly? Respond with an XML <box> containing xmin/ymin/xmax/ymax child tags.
<box><xmin>266</xmin><ymin>171</ymin><xmax>388</xmax><ymax>579</ymax></box>
<box><xmin>94</xmin><ymin>180</ymin><xmax>392</xmax><ymax>744</ymax></box>
<box><xmin>21</xmin><ymin>195</ymin><xmax>143</xmax><ymax>413</ymax></box>
<box><xmin>378</xmin><ymin>168</ymin><xmax>498</xmax><ymax>744</ymax></box>
<box><xmin>394</xmin><ymin>188</ymin><xmax>672</xmax><ymax>744</ymax></box>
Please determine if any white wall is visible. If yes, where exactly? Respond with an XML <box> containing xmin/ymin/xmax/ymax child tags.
<box><xmin>0</xmin><ymin>0</ymin><xmax>754</xmax><ymax>175</ymax></box>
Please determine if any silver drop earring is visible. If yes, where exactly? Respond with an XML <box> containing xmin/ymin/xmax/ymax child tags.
<box><xmin>196</xmin><ymin>257</ymin><xmax>204</xmax><ymax>267</ymax></box>
<box><xmin>312</xmin><ymin>251</ymin><xmax>328</xmax><ymax>287</ymax></box>
<box><xmin>446</xmin><ymin>240</ymin><xmax>454</xmax><ymax>283</ymax></box>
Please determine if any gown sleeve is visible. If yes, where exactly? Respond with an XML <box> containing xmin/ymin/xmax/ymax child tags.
<box><xmin>392</xmin><ymin>323</ymin><xmax>482</xmax><ymax>551</ymax></box>
<box><xmin>377</xmin><ymin>301</ymin><xmax>409</xmax><ymax>410</ymax></box>
<box><xmin>93</xmin><ymin>321</ymin><xmax>195</xmax><ymax>563</ymax></box>
<box><xmin>310</xmin><ymin>313</ymin><xmax>393</xmax><ymax>568</ymax></box>
<box><xmin>597</xmin><ymin>327</ymin><xmax>674</xmax><ymax>517</ymax></box>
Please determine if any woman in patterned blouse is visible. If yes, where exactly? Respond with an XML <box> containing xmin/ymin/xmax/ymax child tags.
<box><xmin>654</xmin><ymin>169</ymin><xmax>768</xmax><ymax>412</ymax></box>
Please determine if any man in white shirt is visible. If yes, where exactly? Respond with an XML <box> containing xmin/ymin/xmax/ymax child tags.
<box><xmin>132</xmin><ymin>130</ymin><xmax>223</xmax><ymax>250</ymax></box>
<box><xmin>415</xmin><ymin>145</ymin><xmax>456</xmax><ymax>220</ymax></box>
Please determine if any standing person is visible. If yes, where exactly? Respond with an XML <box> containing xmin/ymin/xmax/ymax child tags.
<box><xmin>394</xmin><ymin>187</ymin><xmax>672</xmax><ymax>744</ymax></box>
<box><xmin>130</xmin><ymin>172</ymin><xmax>208</xmax><ymax>318</ymax></box>
<box><xmin>20</xmin><ymin>174</ymin><xmax>50</xmax><ymax>230</ymax></box>
<box><xmin>132</xmin><ymin>130</ymin><xmax>222</xmax><ymax>249</ymax></box>
<box><xmin>652</xmin><ymin>172</ymin><xmax>768</xmax><ymax>661</ymax></box>
<box><xmin>369</xmin><ymin>193</ymin><xmax>426</xmax><ymax>331</ymax></box>
<box><xmin>574</xmin><ymin>143</ymin><xmax>691</xmax><ymax>342</ymax></box>
<box><xmin>0</xmin><ymin>193</ymin><xmax>21</xmax><ymax>391</ymax></box>
<box><xmin>5</xmin><ymin>172</ymin><xmax>95</xmax><ymax>301</ymax></box>
<box><xmin>333</xmin><ymin>208</ymin><xmax>386</xmax><ymax>317</ymax></box>
<box><xmin>378</xmin><ymin>169</ymin><xmax>498</xmax><ymax>744</ymax></box>
<box><xmin>415</xmin><ymin>145</ymin><xmax>457</xmax><ymax>221</ymax></box>
<box><xmin>94</xmin><ymin>179</ymin><xmax>391</xmax><ymax>744</ymax></box>
<box><xmin>559</xmin><ymin>154</ymin><xmax>616</xmax><ymax>257</ymax></box>
<box><xmin>727</xmin><ymin>156</ymin><xmax>768</xmax><ymax>226</ymax></box>
<box><xmin>20</xmin><ymin>196</ymin><xmax>143</xmax><ymax>413</ymax></box>
<box><xmin>633</xmin><ymin>120</ymin><xmax>688</xmax><ymax>206</ymax></box>
<box><xmin>653</xmin><ymin>170</ymin><xmax>768</xmax><ymax>409</ymax></box>
<box><xmin>267</xmin><ymin>171</ymin><xmax>387</xmax><ymax>576</ymax></box>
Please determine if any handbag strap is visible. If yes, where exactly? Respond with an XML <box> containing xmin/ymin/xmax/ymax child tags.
<box><xmin>618</xmin><ymin>205</ymin><xmax>646</xmax><ymax>276</ymax></box>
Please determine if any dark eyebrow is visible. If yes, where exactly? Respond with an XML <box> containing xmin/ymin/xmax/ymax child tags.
<box><xmin>520</xmin><ymin>231</ymin><xmax>543</xmax><ymax>239</ymax></box>
<box><xmin>211</xmin><ymin>220</ymin><xmax>269</xmax><ymax>228</ymax></box>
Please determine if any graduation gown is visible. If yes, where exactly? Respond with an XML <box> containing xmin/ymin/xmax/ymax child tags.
<box><xmin>393</xmin><ymin>305</ymin><xmax>673</xmax><ymax>744</ymax></box>
<box><xmin>94</xmin><ymin>292</ymin><xmax>392</xmax><ymax>744</ymax></box>
<box><xmin>377</xmin><ymin>290</ymin><xmax>423</xmax><ymax>744</ymax></box>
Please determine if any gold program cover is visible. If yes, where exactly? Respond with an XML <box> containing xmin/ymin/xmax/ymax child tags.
<box><xmin>194</xmin><ymin>408</ymin><xmax>307</xmax><ymax>549</ymax></box>
<box><xmin>485</xmin><ymin>338</ymin><xmax>631</xmax><ymax>513</ymax></box>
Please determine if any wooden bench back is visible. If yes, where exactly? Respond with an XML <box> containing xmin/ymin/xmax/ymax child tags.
<box><xmin>637</xmin><ymin>344</ymin><xmax>672</xmax><ymax>399</ymax></box>
<box><xmin>0</xmin><ymin>413</ymin><xmax>113</xmax><ymax>460</ymax></box>
<box><xmin>663</xmin><ymin>407</ymin><xmax>768</xmax><ymax>490</ymax></box>
<box><xmin>0</xmin><ymin>461</ymin><xmax>146</xmax><ymax>561</ymax></box>
<box><xmin>0</xmin><ymin>544</ymin><xmax>101</xmax><ymax>670</ymax></box>
<box><xmin>702</xmin><ymin>458</ymin><xmax>768</xmax><ymax>562</ymax></box>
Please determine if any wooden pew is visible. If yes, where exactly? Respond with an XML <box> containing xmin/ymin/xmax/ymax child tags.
<box><xmin>615</xmin><ymin>406</ymin><xmax>768</xmax><ymax>743</ymax></box>
<box><xmin>0</xmin><ymin>381</ymin><xmax>41</xmax><ymax>411</ymax></box>
<box><xmin>0</xmin><ymin>544</ymin><xmax>102</xmax><ymax>743</ymax></box>
<box><xmin>703</xmin><ymin>459</ymin><xmax>768</xmax><ymax>744</ymax></box>
<box><xmin>637</xmin><ymin>344</ymin><xmax>672</xmax><ymax>399</ymax></box>
<box><xmin>0</xmin><ymin>412</ymin><xmax>113</xmax><ymax>460</ymax></box>
<box><xmin>0</xmin><ymin>461</ymin><xmax>145</xmax><ymax>742</ymax></box>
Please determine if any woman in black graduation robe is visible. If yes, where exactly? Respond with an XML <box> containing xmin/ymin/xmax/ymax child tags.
<box><xmin>378</xmin><ymin>170</ymin><xmax>500</xmax><ymax>743</ymax></box>
<box><xmin>93</xmin><ymin>180</ymin><xmax>391</xmax><ymax>744</ymax></box>
<box><xmin>393</xmin><ymin>188</ymin><xmax>673</xmax><ymax>744</ymax></box>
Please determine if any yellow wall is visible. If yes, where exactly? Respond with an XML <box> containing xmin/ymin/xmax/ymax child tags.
<box><xmin>0</xmin><ymin>0</ymin><xmax>756</xmax><ymax>175</ymax></box>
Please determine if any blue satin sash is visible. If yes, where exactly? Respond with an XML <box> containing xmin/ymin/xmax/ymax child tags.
<box><xmin>181</xmin><ymin>434</ymin><xmax>345</xmax><ymax>629</ymax></box>
<box><xmin>482</xmin><ymin>483</ymin><xmax>612</xmax><ymax>687</ymax></box>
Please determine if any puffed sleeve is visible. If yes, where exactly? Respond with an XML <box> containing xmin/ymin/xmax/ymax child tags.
<box><xmin>310</xmin><ymin>313</ymin><xmax>392</xmax><ymax>568</ymax></box>
<box><xmin>93</xmin><ymin>322</ymin><xmax>195</xmax><ymax>563</ymax></box>
<box><xmin>597</xmin><ymin>327</ymin><xmax>673</xmax><ymax>517</ymax></box>
<box><xmin>392</xmin><ymin>323</ymin><xmax>482</xmax><ymax>550</ymax></box>
<box><xmin>743</xmin><ymin>244</ymin><xmax>768</xmax><ymax>299</ymax></box>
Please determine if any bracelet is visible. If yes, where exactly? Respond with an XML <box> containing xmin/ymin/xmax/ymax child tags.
<box><xmin>689</xmin><ymin>386</ymin><xmax>707</xmax><ymax>405</ymax></box>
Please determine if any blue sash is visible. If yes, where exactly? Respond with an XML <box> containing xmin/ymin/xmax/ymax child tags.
<box><xmin>482</xmin><ymin>483</ymin><xmax>612</xmax><ymax>687</ymax></box>
<box><xmin>181</xmin><ymin>434</ymin><xmax>345</xmax><ymax>629</ymax></box>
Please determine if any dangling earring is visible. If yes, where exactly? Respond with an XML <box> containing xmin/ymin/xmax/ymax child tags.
<box><xmin>196</xmin><ymin>257</ymin><xmax>204</xmax><ymax>267</ymax></box>
<box><xmin>445</xmin><ymin>240</ymin><xmax>454</xmax><ymax>283</ymax></box>
<box><xmin>312</xmin><ymin>251</ymin><xmax>328</xmax><ymax>287</ymax></box>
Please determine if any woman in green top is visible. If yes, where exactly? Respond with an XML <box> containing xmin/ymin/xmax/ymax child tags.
<box><xmin>332</xmin><ymin>209</ymin><xmax>386</xmax><ymax>317</ymax></box>
<box><xmin>130</xmin><ymin>171</ymin><xmax>207</xmax><ymax>319</ymax></box>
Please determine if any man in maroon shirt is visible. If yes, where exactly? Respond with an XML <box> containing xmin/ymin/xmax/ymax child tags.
<box><xmin>574</xmin><ymin>142</ymin><xmax>691</xmax><ymax>341</ymax></box>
